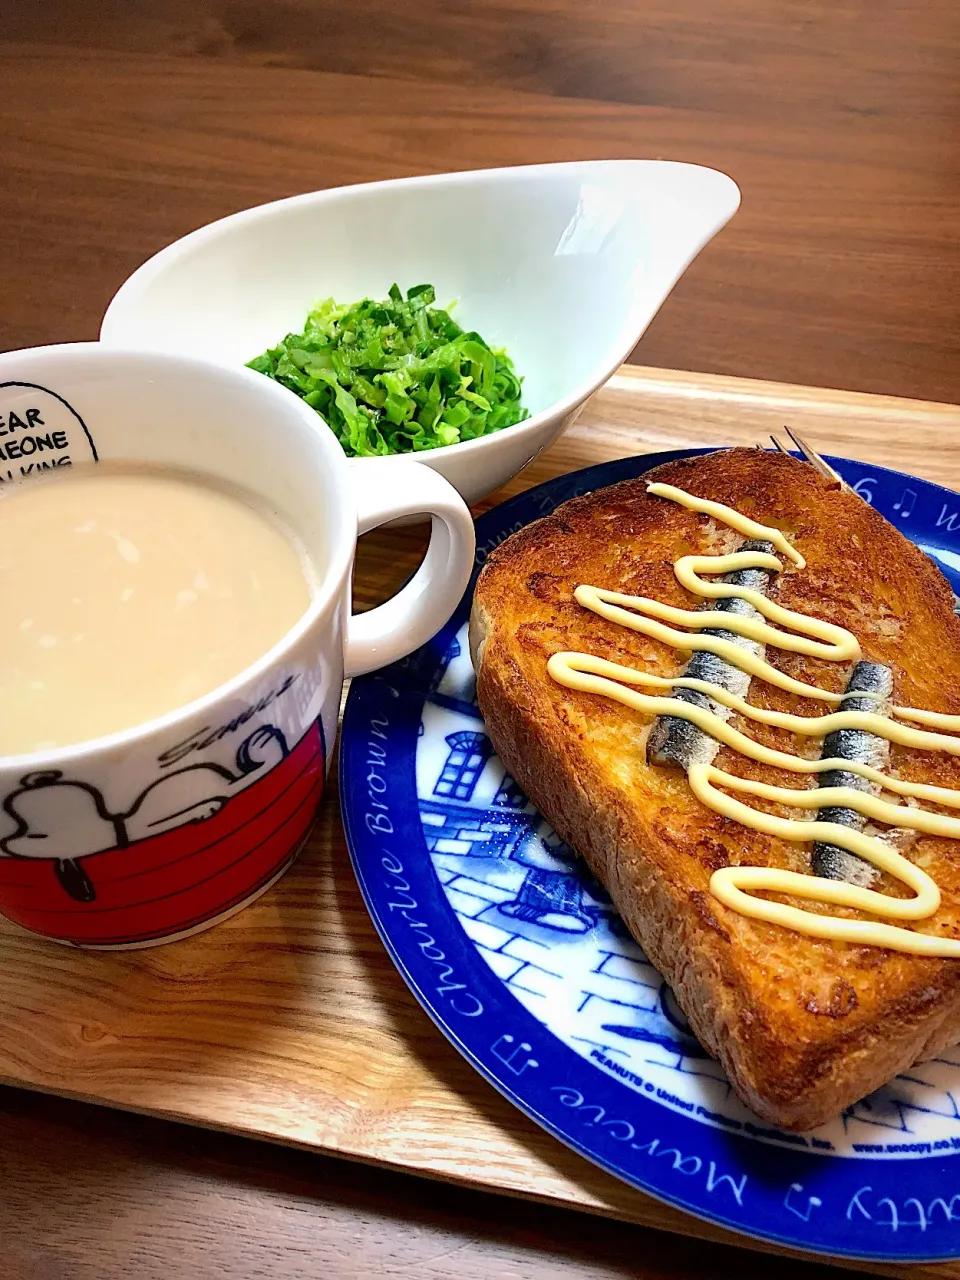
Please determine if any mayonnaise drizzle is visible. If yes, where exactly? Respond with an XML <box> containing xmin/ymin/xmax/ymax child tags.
<box><xmin>694</xmin><ymin>765</ymin><xmax>960</xmax><ymax>957</ymax></box>
<box><xmin>549</xmin><ymin>651</ymin><xmax>960</xmax><ymax>760</ymax></box>
<box><xmin>580</xmin><ymin>582</ymin><xmax>859</xmax><ymax>662</ymax></box>
<box><xmin>674</xmin><ymin>552</ymin><xmax>860</xmax><ymax>660</ymax></box>
<box><xmin>545</xmin><ymin>482</ymin><xmax>960</xmax><ymax>957</ymax></box>
<box><xmin>645</xmin><ymin>482</ymin><xmax>806</xmax><ymax>567</ymax></box>
<box><xmin>575</xmin><ymin>585</ymin><xmax>852</xmax><ymax>704</ymax></box>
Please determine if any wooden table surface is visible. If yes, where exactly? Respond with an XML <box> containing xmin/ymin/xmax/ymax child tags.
<box><xmin>1</xmin><ymin>2</ymin><xmax>959</xmax><ymax>1276</ymax></box>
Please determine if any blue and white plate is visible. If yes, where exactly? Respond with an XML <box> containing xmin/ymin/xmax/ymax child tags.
<box><xmin>341</xmin><ymin>449</ymin><xmax>960</xmax><ymax>1264</ymax></box>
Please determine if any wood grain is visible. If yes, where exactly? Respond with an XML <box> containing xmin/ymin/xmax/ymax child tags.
<box><xmin>3</xmin><ymin>2</ymin><xmax>960</xmax><ymax>1273</ymax></box>
<box><xmin>1</xmin><ymin>1</ymin><xmax>959</xmax><ymax>400</ymax></box>
<box><xmin>3</xmin><ymin>367</ymin><xmax>960</xmax><ymax>1279</ymax></box>
<box><xmin>0</xmin><ymin>1086</ymin><xmax>854</xmax><ymax>1280</ymax></box>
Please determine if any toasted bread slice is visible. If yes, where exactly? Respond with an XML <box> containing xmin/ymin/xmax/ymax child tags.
<box><xmin>470</xmin><ymin>447</ymin><xmax>960</xmax><ymax>1130</ymax></box>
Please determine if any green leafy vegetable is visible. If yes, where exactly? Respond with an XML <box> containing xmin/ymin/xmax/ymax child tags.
<box><xmin>247</xmin><ymin>284</ymin><xmax>528</xmax><ymax>458</ymax></box>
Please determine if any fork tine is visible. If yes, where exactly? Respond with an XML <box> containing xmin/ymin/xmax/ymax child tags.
<box><xmin>763</xmin><ymin>427</ymin><xmax>858</xmax><ymax>498</ymax></box>
<box><xmin>784</xmin><ymin>425</ymin><xmax>838</xmax><ymax>481</ymax></box>
<box><xmin>783</xmin><ymin>426</ymin><xmax>856</xmax><ymax>496</ymax></box>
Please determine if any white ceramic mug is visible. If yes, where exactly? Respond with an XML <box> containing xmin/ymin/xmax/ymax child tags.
<box><xmin>0</xmin><ymin>343</ymin><xmax>475</xmax><ymax>947</ymax></box>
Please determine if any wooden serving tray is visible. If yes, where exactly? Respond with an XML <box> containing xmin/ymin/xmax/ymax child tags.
<box><xmin>4</xmin><ymin>366</ymin><xmax>960</xmax><ymax>1279</ymax></box>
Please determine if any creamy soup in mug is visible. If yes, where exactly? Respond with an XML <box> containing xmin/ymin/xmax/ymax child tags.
<box><xmin>0</xmin><ymin>463</ymin><xmax>316</xmax><ymax>754</ymax></box>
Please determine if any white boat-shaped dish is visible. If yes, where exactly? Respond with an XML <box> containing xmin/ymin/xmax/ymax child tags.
<box><xmin>101</xmin><ymin>161</ymin><xmax>740</xmax><ymax>506</ymax></box>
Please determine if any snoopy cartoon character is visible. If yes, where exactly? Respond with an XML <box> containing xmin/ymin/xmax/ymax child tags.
<box><xmin>0</xmin><ymin>719</ymin><xmax>325</xmax><ymax>946</ymax></box>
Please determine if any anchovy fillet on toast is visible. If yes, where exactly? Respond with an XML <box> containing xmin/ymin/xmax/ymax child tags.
<box><xmin>647</xmin><ymin>539</ymin><xmax>777</xmax><ymax>769</ymax></box>
<box><xmin>812</xmin><ymin>660</ymin><xmax>894</xmax><ymax>888</ymax></box>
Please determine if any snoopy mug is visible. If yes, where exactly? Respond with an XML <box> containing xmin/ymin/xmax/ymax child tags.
<box><xmin>0</xmin><ymin>344</ymin><xmax>475</xmax><ymax>947</ymax></box>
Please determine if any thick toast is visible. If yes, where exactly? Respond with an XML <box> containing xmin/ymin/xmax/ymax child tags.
<box><xmin>469</xmin><ymin>447</ymin><xmax>960</xmax><ymax>1130</ymax></box>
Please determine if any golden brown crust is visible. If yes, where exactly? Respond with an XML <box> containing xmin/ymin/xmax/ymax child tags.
<box><xmin>470</xmin><ymin>447</ymin><xmax>960</xmax><ymax>1130</ymax></box>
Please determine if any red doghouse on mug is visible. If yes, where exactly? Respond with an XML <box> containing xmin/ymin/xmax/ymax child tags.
<box><xmin>0</xmin><ymin>719</ymin><xmax>325</xmax><ymax>947</ymax></box>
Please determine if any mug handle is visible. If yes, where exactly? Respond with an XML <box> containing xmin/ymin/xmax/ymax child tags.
<box><xmin>344</xmin><ymin>458</ymin><xmax>476</xmax><ymax>678</ymax></box>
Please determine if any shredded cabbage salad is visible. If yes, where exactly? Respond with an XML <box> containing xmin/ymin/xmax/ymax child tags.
<box><xmin>247</xmin><ymin>284</ymin><xmax>528</xmax><ymax>458</ymax></box>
